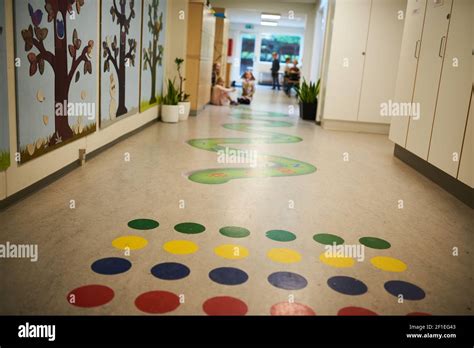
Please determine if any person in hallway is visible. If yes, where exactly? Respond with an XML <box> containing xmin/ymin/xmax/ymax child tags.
<box><xmin>271</xmin><ymin>52</ymin><xmax>281</xmax><ymax>90</ymax></box>
<box><xmin>212</xmin><ymin>63</ymin><xmax>221</xmax><ymax>86</ymax></box>
<box><xmin>285</xmin><ymin>59</ymin><xmax>301</xmax><ymax>97</ymax></box>
<box><xmin>211</xmin><ymin>77</ymin><xmax>238</xmax><ymax>106</ymax></box>
<box><xmin>238</xmin><ymin>71</ymin><xmax>256</xmax><ymax>105</ymax></box>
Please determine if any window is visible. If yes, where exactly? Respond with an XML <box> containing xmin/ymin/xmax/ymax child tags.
<box><xmin>260</xmin><ymin>34</ymin><xmax>302</xmax><ymax>63</ymax></box>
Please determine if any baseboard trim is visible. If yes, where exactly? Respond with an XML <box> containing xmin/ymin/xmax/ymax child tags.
<box><xmin>322</xmin><ymin>119</ymin><xmax>390</xmax><ymax>134</ymax></box>
<box><xmin>394</xmin><ymin>144</ymin><xmax>473</xmax><ymax>208</ymax></box>
<box><xmin>0</xmin><ymin>119</ymin><xmax>156</xmax><ymax>211</ymax></box>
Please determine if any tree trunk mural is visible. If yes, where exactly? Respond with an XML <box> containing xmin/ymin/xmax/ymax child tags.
<box><xmin>103</xmin><ymin>0</ymin><xmax>137</xmax><ymax>117</ymax></box>
<box><xmin>20</xmin><ymin>0</ymin><xmax>94</xmax><ymax>145</ymax></box>
<box><xmin>143</xmin><ymin>0</ymin><xmax>164</xmax><ymax>105</ymax></box>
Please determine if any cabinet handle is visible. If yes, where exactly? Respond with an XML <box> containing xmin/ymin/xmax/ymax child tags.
<box><xmin>414</xmin><ymin>40</ymin><xmax>420</xmax><ymax>59</ymax></box>
<box><xmin>438</xmin><ymin>36</ymin><xmax>446</xmax><ymax>58</ymax></box>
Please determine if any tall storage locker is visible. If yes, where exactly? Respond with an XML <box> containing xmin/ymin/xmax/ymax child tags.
<box><xmin>389</xmin><ymin>0</ymin><xmax>427</xmax><ymax>145</ymax></box>
<box><xmin>323</xmin><ymin>0</ymin><xmax>371</xmax><ymax>121</ymax></box>
<box><xmin>405</xmin><ymin>0</ymin><xmax>453</xmax><ymax>159</ymax></box>
<box><xmin>428</xmin><ymin>0</ymin><xmax>473</xmax><ymax>177</ymax></box>
<box><xmin>458</xmin><ymin>91</ymin><xmax>473</xmax><ymax>187</ymax></box>
<box><xmin>358</xmin><ymin>0</ymin><xmax>407</xmax><ymax>124</ymax></box>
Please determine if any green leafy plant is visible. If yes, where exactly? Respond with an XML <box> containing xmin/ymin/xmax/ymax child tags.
<box><xmin>295</xmin><ymin>79</ymin><xmax>320</xmax><ymax>104</ymax></box>
<box><xmin>175</xmin><ymin>57</ymin><xmax>190</xmax><ymax>102</ymax></box>
<box><xmin>160</xmin><ymin>79</ymin><xmax>180</xmax><ymax>105</ymax></box>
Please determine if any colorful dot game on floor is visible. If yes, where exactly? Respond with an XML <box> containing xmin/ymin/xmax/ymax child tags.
<box><xmin>67</xmin><ymin>218</ymin><xmax>431</xmax><ymax>315</ymax></box>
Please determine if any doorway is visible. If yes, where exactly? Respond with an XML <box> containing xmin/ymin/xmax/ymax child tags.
<box><xmin>239</xmin><ymin>33</ymin><xmax>256</xmax><ymax>76</ymax></box>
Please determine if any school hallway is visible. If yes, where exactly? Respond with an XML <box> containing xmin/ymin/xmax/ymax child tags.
<box><xmin>0</xmin><ymin>86</ymin><xmax>472</xmax><ymax>316</ymax></box>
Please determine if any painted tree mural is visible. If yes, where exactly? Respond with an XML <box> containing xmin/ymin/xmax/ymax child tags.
<box><xmin>20</xmin><ymin>0</ymin><xmax>94</xmax><ymax>145</ymax></box>
<box><xmin>142</xmin><ymin>0</ymin><xmax>164</xmax><ymax>105</ymax></box>
<box><xmin>102</xmin><ymin>0</ymin><xmax>138</xmax><ymax>117</ymax></box>
<box><xmin>0</xmin><ymin>0</ymin><xmax>10</xmax><ymax>171</ymax></box>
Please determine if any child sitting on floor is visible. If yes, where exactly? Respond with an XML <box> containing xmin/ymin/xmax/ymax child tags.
<box><xmin>211</xmin><ymin>77</ymin><xmax>238</xmax><ymax>106</ymax></box>
<box><xmin>238</xmin><ymin>71</ymin><xmax>256</xmax><ymax>105</ymax></box>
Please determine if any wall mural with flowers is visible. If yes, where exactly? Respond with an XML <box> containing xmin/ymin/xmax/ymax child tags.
<box><xmin>14</xmin><ymin>0</ymin><xmax>98</xmax><ymax>163</ymax></box>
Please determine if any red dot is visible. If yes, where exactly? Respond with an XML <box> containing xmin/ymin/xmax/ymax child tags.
<box><xmin>135</xmin><ymin>291</ymin><xmax>180</xmax><ymax>314</ymax></box>
<box><xmin>407</xmin><ymin>312</ymin><xmax>432</xmax><ymax>316</ymax></box>
<box><xmin>67</xmin><ymin>285</ymin><xmax>114</xmax><ymax>308</ymax></box>
<box><xmin>338</xmin><ymin>306</ymin><xmax>378</xmax><ymax>316</ymax></box>
<box><xmin>203</xmin><ymin>296</ymin><xmax>248</xmax><ymax>316</ymax></box>
<box><xmin>270</xmin><ymin>302</ymin><xmax>315</xmax><ymax>316</ymax></box>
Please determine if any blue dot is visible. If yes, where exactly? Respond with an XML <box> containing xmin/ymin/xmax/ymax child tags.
<box><xmin>151</xmin><ymin>262</ymin><xmax>190</xmax><ymax>280</ymax></box>
<box><xmin>268</xmin><ymin>271</ymin><xmax>308</xmax><ymax>290</ymax></box>
<box><xmin>327</xmin><ymin>276</ymin><xmax>368</xmax><ymax>295</ymax></box>
<box><xmin>384</xmin><ymin>280</ymin><xmax>426</xmax><ymax>300</ymax></box>
<box><xmin>209</xmin><ymin>267</ymin><xmax>249</xmax><ymax>286</ymax></box>
<box><xmin>91</xmin><ymin>257</ymin><xmax>132</xmax><ymax>275</ymax></box>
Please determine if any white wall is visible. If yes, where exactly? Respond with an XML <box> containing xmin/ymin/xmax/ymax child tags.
<box><xmin>227</xmin><ymin>23</ymin><xmax>306</xmax><ymax>83</ymax></box>
<box><xmin>0</xmin><ymin>0</ymin><xmax>188</xmax><ymax>200</ymax></box>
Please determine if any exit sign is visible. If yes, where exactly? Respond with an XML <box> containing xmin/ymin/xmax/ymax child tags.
<box><xmin>245</xmin><ymin>24</ymin><xmax>254</xmax><ymax>30</ymax></box>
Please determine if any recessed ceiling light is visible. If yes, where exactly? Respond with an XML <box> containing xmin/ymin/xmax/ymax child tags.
<box><xmin>261</xmin><ymin>13</ymin><xmax>281</xmax><ymax>20</ymax></box>
<box><xmin>261</xmin><ymin>21</ymin><xmax>278</xmax><ymax>27</ymax></box>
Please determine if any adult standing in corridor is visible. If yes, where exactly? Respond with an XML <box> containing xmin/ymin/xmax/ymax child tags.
<box><xmin>271</xmin><ymin>52</ymin><xmax>281</xmax><ymax>91</ymax></box>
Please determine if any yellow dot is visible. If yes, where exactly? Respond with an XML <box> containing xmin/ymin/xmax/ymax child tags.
<box><xmin>319</xmin><ymin>253</ymin><xmax>355</xmax><ymax>268</ymax></box>
<box><xmin>214</xmin><ymin>244</ymin><xmax>249</xmax><ymax>260</ymax></box>
<box><xmin>370</xmin><ymin>256</ymin><xmax>407</xmax><ymax>272</ymax></box>
<box><xmin>112</xmin><ymin>236</ymin><xmax>148</xmax><ymax>250</ymax></box>
<box><xmin>267</xmin><ymin>248</ymin><xmax>302</xmax><ymax>264</ymax></box>
<box><xmin>163</xmin><ymin>240</ymin><xmax>199</xmax><ymax>255</ymax></box>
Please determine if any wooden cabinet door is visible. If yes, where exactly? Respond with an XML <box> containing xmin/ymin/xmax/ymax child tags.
<box><xmin>428</xmin><ymin>0</ymin><xmax>473</xmax><ymax>177</ymax></box>
<box><xmin>458</xmin><ymin>90</ymin><xmax>473</xmax><ymax>188</ymax></box>
<box><xmin>389</xmin><ymin>0</ymin><xmax>427</xmax><ymax>144</ymax></box>
<box><xmin>358</xmin><ymin>0</ymin><xmax>407</xmax><ymax>124</ymax></box>
<box><xmin>405</xmin><ymin>0</ymin><xmax>453</xmax><ymax>159</ymax></box>
<box><xmin>323</xmin><ymin>0</ymin><xmax>371</xmax><ymax>121</ymax></box>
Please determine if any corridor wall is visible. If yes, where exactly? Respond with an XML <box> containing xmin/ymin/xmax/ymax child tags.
<box><xmin>185</xmin><ymin>0</ymin><xmax>215</xmax><ymax>114</ymax></box>
<box><xmin>389</xmin><ymin>0</ymin><xmax>473</xmax><ymax>188</ymax></box>
<box><xmin>0</xmin><ymin>0</ymin><xmax>185</xmax><ymax>204</ymax></box>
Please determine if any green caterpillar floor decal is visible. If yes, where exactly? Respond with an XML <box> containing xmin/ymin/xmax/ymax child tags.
<box><xmin>186</xmin><ymin>108</ymin><xmax>317</xmax><ymax>185</ymax></box>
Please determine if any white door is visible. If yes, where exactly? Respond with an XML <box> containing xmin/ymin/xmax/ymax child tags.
<box><xmin>323</xmin><ymin>0</ymin><xmax>371</xmax><ymax>121</ymax></box>
<box><xmin>358</xmin><ymin>0</ymin><xmax>407</xmax><ymax>124</ymax></box>
<box><xmin>428</xmin><ymin>0</ymin><xmax>473</xmax><ymax>177</ymax></box>
<box><xmin>405</xmin><ymin>0</ymin><xmax>453</xmax><ymax>159</ymax></box>
<box><xmin>389</xmin><ymin>0</ymin><xmax>427</xmax><ymax>145</ymax></box>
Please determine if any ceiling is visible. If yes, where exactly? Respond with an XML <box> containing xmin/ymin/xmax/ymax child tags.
<box><xmin>226</xmin><ymin>8</ymin><xmax>307</xmax><ymax>28</ymax></box>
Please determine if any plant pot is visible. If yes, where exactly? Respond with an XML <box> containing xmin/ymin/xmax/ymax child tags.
<box><xmin>299</xmin><ymin>99</ymin><xmax>318</xmax><ymax>121</ymax></box>
<box><xmin>161</xmin><ymin>105</ymin><xmax>179</xmax><ymax>123</ymax></box>
<box><xmin>178</xmin><ymin>101</ymin><xmax>191</xmax><ymax>121</ymax></box>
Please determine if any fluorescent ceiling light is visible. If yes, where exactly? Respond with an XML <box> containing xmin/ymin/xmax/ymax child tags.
<box><xmin>261</xmin><ymin>13</ymin><xmax>281</xmax><ymax>20</ymax></box>
<box><xmin>261</xmin><ymin>21</ymin><xmax>278</xmax><ymax>27</ymax></box>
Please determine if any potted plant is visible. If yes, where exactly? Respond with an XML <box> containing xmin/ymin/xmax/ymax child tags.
<box><xmin>295</xmin><ymin>79</ymin><xmax>320</xmax><ymax>121</ymax></box>
<box><xmin>175</xmin><ymin>57</ymin><xmax>191</xmax><ymax>121</ymax></box>
<box><xmin>160</xmin><ymin>79</ymin><xmax>180</xmax><ymax>123</ymax></box>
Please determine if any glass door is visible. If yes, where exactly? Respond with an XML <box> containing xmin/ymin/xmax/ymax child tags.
<box><xmin>239</xmin><ymin>33</ymin><xmax>256</xmax><ymax>76</ymax></box>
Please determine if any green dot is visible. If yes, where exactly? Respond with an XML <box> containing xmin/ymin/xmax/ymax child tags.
<box><xmin>313</xmin><ymin>233</ymin><xmax>344</xmax><ymax>245</ymax></box>
<box><xmin>128</xmin><ymin>219</ymin><xmax>159</xmax><ymax>230</ymax></box>
<box><xmin>359</xmin><ymin>237</ymin><xmax>391</xmax><ymax>250</ymax></box>
<box><xmin>266</xmin><ymin>230</ymin><xmax>296</xmax><ymax>242</ymax></box>
<box><xmin>174</xmin><ymin>222</ymin><xmax>206</xmax><ymax>234</ymax></box>
<box><xmin>219</xmin><ymin>226</ymin><xmax>250</xmax><ymax>238</ymax></box>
